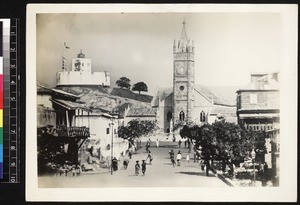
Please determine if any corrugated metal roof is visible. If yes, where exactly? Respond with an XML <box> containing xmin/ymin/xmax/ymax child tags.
<box><xmin>210</xmin><ymin>106</ymin><xmax>237</xmax><ymax>117</ymax></box>
<box><xmin>52</xmin><ymin>88</ymin><xmax>80</xmax><ymax>98</ymax></box>
<box><xmin>239</xmin><ymin>113</ymin><xmax>279</xmax><ymax>119</ymax></box>
<box><xmin>51</xmin><ymin>99</ymin><xmax>90</xmax><ymax>111</ymax></box>
<box><xmin>126</xmin><ymin>107</ymin><xmax>157</xmax><ymax>117</ymax></box>
<box><xmin>37</xmin><ymin>83</ymin><xmax>79</xmax><ymax>99</ymax></box>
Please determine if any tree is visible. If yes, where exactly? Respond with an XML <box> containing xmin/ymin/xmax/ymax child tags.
<box><xmin>132</xmin><ymin>82</ymin><xmax>148</xmax><ymax>95</ymax></box>
<box><xmin>116</xmin><ymin>77</ymin><xmax>131</xmax><ymax>89</ymax></box>
<box><xmin>178</xmin><ymin>121</ymin><xmax>267</xmax><ymax>173</ymax></box>
<box><xmin>118</xmin><ymin>120</ymin><xmax>157</xmax><ymax>145</ymax></box>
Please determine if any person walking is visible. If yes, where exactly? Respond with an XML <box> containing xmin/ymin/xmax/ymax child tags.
<box><xmin>176</xmin><ymin>151</ymin><xmax>182</xmax><ymax>166</ymax></box>
<box><xmin>128</xmin><ymin>150</ymin><xmax>132</xmax><ymax>159</ymax></box>
<box><xmin>156</xmin><ymin>139</ymin><xmax>160</xmax><ymax>148</ymax></box>
<box><xmin>186</xmin><ymin>153</ymin><xmax>190</xmax><ymax>163</ymax></box>
<box><xmin>193</xmin><ymin>151</ymin><xmax>197</xmax><ymax>163</ymax></box>
<box><xmin>169</xmin><ymin>149</ymin><xmax>174</xmax><ymax>159</ymax></box>
<box><xmin>141</xmin><ymin>160</ymin><xmax>147</xmax><ymax>175</ymax></box>
<box><xmin>135</xmin><ymin>161</ymin><xmax>140</xmax><ymax>176</ymax></box>
<box><xmin>178</xmin><ymin>139</ymin><xmax>182</xmax><ymax>148</ymax></box>
<box><xmin>146</xmin><ymin>141</ymin><xmax>150</xmax><ymax>152</ymax></box>
<box><xmin>123</xmin><ymin>158</ymin><xmax>129</xmax><ymax>170</ymax></box>
<box><xmin>205</xmin><ymin>159</ymin><xmax>210</xmax><ymax>176</ymax></box>
<box><xmin>187</xmin><ymin>140</ymin><xmax>191</xmax><ymax>153</ymax></box>
<box><xmin>112</xmin><ymin>157</ymin><xmax>118</xmax><ymax>171</ymax></box>
<box><xmin>146</xmin><ymin>151</ymin><xmax>153</xmax><ymax>165</ymax></box>
<box><xmin>171</xmin><ymin>155</ymin><xmax>176</xmax><ymax>167</ymax></box>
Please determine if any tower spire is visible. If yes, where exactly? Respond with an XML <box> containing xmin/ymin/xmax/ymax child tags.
<box><xmin>180</xmin><ymin>20</ymin><xmax>188</xmax><ymax>42</ymax></box>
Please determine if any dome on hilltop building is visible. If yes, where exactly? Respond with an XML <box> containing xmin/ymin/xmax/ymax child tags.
<box><xmin>77</xmin><ymin>50</ymin><xmax>85</xmax><ymax>58</ymax></box>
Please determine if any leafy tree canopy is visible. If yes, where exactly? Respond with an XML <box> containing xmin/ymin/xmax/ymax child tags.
<box><xmin>132</xmin><ymin>82</ymin><xmax>148</xmax><ymax>95</ymax></box>
<box><xmin>116</xmin><ymin>77</ymin><xmax>131</xmax><ymax>89</ymax></box>
<box><xmin>179</xmin><ymin>121</ymin><xmax>267</xmax><ymax>165</ymax></box>
<box><xmin>118</xmin><ymin>120</ymin><xmax>157</xmax><ymax>143</ymax></box>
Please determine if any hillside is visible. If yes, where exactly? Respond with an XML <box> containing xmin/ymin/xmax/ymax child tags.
<box><xmin>56</xmin><ymin>86</ymin><xmax>153</xmax><ymax>112</ymax></box>
<box><xmin>57</xmin><ymin>86</ymin><xmax>153</xmax><ymax>103</ymax></box>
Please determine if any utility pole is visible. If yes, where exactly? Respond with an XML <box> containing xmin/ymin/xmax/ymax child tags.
<box><xmin>110</xmin><ymin>120</ymin><xmax>114</xmax><ymax>175</ymax></box>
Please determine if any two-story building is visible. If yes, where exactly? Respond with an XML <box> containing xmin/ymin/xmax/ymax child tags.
<box><xmin>236</xmin><ymin>72</ymin><xmax>280</xmax><ymax>184</ymax></box>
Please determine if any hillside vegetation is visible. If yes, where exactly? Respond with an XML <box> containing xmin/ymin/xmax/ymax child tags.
<box><xmin>57</xmin><ymin>86</ymin><xmax>152</xmax><ymax>103</ymax></box>
<box><xmin>57</xmin><ymin>86</ymin><xmax>153</xmax><ymax>112</ymax></box>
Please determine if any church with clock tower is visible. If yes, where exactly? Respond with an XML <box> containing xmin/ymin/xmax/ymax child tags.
<box><xmin>173</xmin><ymin>20</ymin><xmax>195</xmax><ymax>124</ymax></box>
<box><xmin>152</xmin><ymin>21</ymin><xmax>237</xmax><ymax>133</ymax></box>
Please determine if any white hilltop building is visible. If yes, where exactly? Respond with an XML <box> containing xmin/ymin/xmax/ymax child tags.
<box><xmin>56</xmin><ymin>50</ymin><xmax>111</xmax><ymax>87</ymax></box>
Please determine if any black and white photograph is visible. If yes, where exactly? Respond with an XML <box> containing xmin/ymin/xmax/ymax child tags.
<box><xmin>26</xmin><ymin>4</ymin><xmax>297</xmax><ymax>202</ymax></box>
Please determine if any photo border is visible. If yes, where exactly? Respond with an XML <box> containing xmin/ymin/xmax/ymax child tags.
<box><xmin>26</xmin><ymin>4</ymin><xmax>298</xmax><ymax>202</ymax></box>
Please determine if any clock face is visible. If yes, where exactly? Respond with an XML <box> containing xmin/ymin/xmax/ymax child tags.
<box><xmin>177</xmin><ymin>66</ymin><xmax>186</xmax><ymax>75</ymax></box>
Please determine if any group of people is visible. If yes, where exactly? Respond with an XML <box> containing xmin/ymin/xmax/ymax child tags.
<box><xmin>133</xmin><ymin>150</ymin><xmax>153</xmax><ymax>176</ymax></box>
<box><xmin>134</xmin><ymin>160</ymin><xmax>147</xmax><ymax>176</ymax></box>
<box><xmin>146</xmin><ymin>138</ymin><xmax>160</xmax><ymax>152</ymax></box>
<box><xmin>169</xmin><ymin>150</ymin><xmax>190</xmax><ymax>167</ymax></box>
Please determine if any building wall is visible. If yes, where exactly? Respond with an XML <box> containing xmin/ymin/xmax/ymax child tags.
<box><xmin>237</xmin><ymin>90</ymin><xmax>279</xmax><ymax>110</ymax></box>
<box><xmin>71</xmin><ymin>58</ymin><xmax>92</xmax><ymax>72</ymax></box>
<box><xmin>37</xmin><ymin>106</ymin><xmax>56</xmax><ymax>128</ymax></box>
<box><xmin>37</xmin><ymin>94</ymin><xmax>56</xmax><ymax>127</ymax></box>
<box><xmin>158</xmin><ymin>94</ymin><xmax>173</xmax><ymax>132</ymax></box>
<box><xmin>56</xmin><ymin>71</ymin><xmax>110</xmax><ymax>86</ymax></box>
<box><xmin>75</xmin><ymin>113</ymin><xmax>127</xmax><ymax>158</ymax></box>
<box><xmin>37</xmin><ymin>94</ymin><xmax>52</xmax><ymax>108</ymax></box>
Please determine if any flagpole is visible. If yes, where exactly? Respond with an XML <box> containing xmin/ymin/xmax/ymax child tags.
<box><xmin>62</xmin><ymin>42</ymin><xmax>70</xmax><ymax>71</ymax></box>
<box><xmin>62</xmin><ymin>42</ymin><xmax>66</xmax><ymax>71</ymax></box>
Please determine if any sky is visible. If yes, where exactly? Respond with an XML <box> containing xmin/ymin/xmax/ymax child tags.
<box><xmin>37</xmin><ymin>12</ymin><xmax>281</xmax><ymax>95</ymax></box>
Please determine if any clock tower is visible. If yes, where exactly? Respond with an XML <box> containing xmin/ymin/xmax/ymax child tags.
<box><xmin>173</xmin><ymin>20</ymin><xmax>195</xmax><ymax>124</ymax></box>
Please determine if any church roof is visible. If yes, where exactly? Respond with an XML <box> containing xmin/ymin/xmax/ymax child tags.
<box><xmin>126</xmin><ymin>106</ymin><xmax>157</xmax><ymax>117</ymax></box>
<box><xmin>194</xmin><ymin>85</ymin><xmax>238</xmax><ymax>106</ymax></box>
<box><xmin>152</xmin><ymin>84</ymin><xmax>239</xmax><ymax>107</ymax></box>
<box><xmin>151</xmin><ymin>87</ymin><xmax>173</xmax><ymax>107</ymax></box>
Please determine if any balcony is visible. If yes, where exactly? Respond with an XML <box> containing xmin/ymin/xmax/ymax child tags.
<box><xmin>57</xmin><ymin>125</ymin><xmax>90</xmax><ymax>139</ymax></box>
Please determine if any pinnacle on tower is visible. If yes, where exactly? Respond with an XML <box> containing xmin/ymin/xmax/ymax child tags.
<box><xmin>180</xmin><ymin>20</ymin><xmax>188</xmax><ymax>42</ymax></box>
<box><xmin>178</xmin><ymin>20</ymin><xmax>190</xmax><ymax>51</ymax></box>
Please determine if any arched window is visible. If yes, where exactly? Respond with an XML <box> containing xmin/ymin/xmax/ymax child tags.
<box><xmin>167</xmin><ymin>111</ymin><xmax>172</xmax><ymax>122</ymax></box>
<box><xmin>200</xmin><ymin>111</ymin><xmax>206</xmax><ymax>122</ymax></box>
<box><xmin>179</xmin><ymin>111</ymin><xmax>185</xmax><ymax>121</ymax></box>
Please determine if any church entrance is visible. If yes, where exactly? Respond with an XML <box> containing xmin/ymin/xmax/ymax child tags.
<box><xmin>179</xmin><ymin>111</ymin><xmax>185</xmax><ymax>121</ymax></box>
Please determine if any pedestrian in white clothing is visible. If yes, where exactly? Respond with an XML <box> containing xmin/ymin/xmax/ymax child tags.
<box><xmin>186</xmin><ymin>153</ymin><xmax>190</xmax><ymax>163</ymax></box>
<box><xmin>176</xmin><ymin>151</ymin><xmax>182</xmax><ymax>166</ymax></box>
<box><xmin>156</xmin><ymin>139</ymin><xmax>159</xmax><ymax>148</ymax></box>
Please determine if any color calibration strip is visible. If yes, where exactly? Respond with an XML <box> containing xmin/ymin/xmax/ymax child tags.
<box><xmin>0</xmin><ymin>19</ymin><xmax>19</xmax><ymax>183</ymax></box>
<box><xmin>0</xmin><ymin>21</ymin><xmax>3</xmax><ymax>179</ymax></box>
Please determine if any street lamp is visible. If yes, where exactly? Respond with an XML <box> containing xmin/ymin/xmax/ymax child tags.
<box><xmin>109</xmin><ymin>119</ymin><xmax>115</xmax><ymax>175</ymax></box>
<box><xmin>251</xmin><ymin>148</ymin><xmax>256</xmax><ymax>186</ymax></box>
